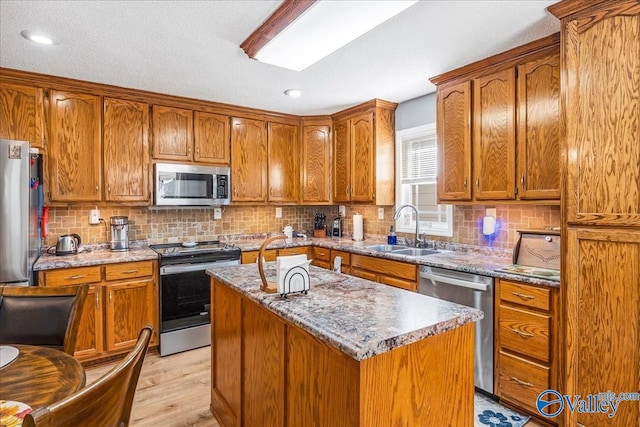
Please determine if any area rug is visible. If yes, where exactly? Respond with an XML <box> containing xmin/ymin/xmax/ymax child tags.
<box><xmin>475</xmin><ymin>392</ymin><xmax>530</xmax><ymax>427</ymax></box>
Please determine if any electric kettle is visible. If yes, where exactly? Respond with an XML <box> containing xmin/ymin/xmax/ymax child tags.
<box><xmin>55</xmin><ymin>233</ymin><xmax>81</xmax><ymax>256</ymax></box>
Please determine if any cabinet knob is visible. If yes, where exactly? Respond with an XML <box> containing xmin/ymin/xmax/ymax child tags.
<box><xmin>510</xmin><ymin>328</ymin><xmax>534</xmax><ymax>338</ymax></box>
<box><xmin>95</xmin><ymin>293</ymin><xmax>100</xmax><ymax>309</ymax></box>
<box><xmin>95</xmin><ymin>184</ymin><xmax>99</xmax><ymax>192</ymax></box>
<box><xmin>463</xmin><ymin>178</ymin><xmax>467</xmax><ymax>189</ymax></box>
<box><xmin>520</xmin><ymin>175</ymin><xmax>525</xmax><ymax>189</ymax></box>
<box><xmin>475</xmin><ymin>178</ymin><xmax>480</xmax><ymax>189</ymax></box>
<box><xmin>107</xmin><ymin>185</ymin><xmax>111</xmax><ymax>193</ymax></box>
<box><xmin>510</xmin><ymin>377</ymin><xmax>534</xmax><ymax>388</ymax></box>
<box><xmin>511</xmin><ymin>291</ymin><xmax>534</xmax><ymax>300</ymax></box>
<box><xmin>64</xmin><ymin>275</ymin><xmax>85</xmax><ymax>281</ymax></box>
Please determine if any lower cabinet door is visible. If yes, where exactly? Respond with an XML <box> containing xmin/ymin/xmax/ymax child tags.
<box><xmin>74</xmin><ymin>284</ymin><xmax>104</xmax><ymax>360</ymax></box>
<box><xmin>104</xmin><ymin>279</ymin><xmax>155</xmax><ymax>352</ymax></box>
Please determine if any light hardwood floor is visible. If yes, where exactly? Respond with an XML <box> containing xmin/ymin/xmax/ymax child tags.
<box><xmin>86</xmin><ymin>346</ymin><xmax>545</xmax><ymax>427</ymax></box>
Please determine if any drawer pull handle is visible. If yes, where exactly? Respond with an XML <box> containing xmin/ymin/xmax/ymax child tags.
<box><xmin>512</xmin><ymin>291</ymin><xmax>534</xmax><ymax>300</ymax></box>
<box><xmin>65</xmin><ymin>275</ymin><xmax>84</xmax><ymax>280</ymax></box>
<box><xmin>120</xmin><ymin>269</ymin><xmax>139</xmax><ymax>274</ymax></box>
<box><xmin>511</xmin><ymin>328</ymin><xmax>534</xmax><ymax>338</ymax></box>
<box><xmin>510</xmin><ymin>377</ymin><xmax>534</xmax><ymax>388</ymax></box>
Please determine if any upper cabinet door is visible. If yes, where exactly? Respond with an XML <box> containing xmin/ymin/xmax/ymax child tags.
<box><xmin>193</xmin><ymin>111</ymin><xmax>230</xmax><ymax>165</ymax></box>
<box><xmin>301</xmin><ymin>124</ymin><xmax>331</xmax><ymax>204</ymax></box>
<box><xmin>152</xmin><ymin>105</ymin><xmax>193</xmax><ymax>161</ymax></box>
<box><xmin>350</xmin><ymin>112</ymin><xmax>375</xmax><ymax>203</ymax></box>
<box><xmin>0</xmin><ymin>82</ymin><xmax>44</xmax><ymax>149</ymax></box>
<box><xmin>333</xmin><ymin>118</ymin><xmax>351</xmax><ymax>203</ymax></box>
<box><xmin>231</xmin><ymin>117</ymin><xmax>267</xmax><ymax>202</ymax></box>
<box><xmin>103</xmin><ymin>97</ymin><xmax>150</xmax><ymax>203</ymax></box>
<box><xmin>473</xmin><ymin>68</ymin><xmax>516</xmax><ymax>200</ymax></box>
<box><xmin>517</xmin><ymin>52</ymin><xmax>561</xmax><ymax>200</ymax></box>
<box><xmin>49</xmin><ymin>90</ymin><xmax>102</xmax><ymax>202</ymax></box>
<box><xmin>437</xmin><ymin>81</ymin><xmax>472</xmax><ymax>201</ymax></box>
<box><xmin>267</xmin><ymin>122</ymin><xmax>299</xmax><ymax>203</ymax></box>
<box><xmin>564</xmin><ymin>11</ymin><xmax>640</xmax><ymax>226</ymax></box>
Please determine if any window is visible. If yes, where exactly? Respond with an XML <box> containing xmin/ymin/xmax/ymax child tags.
<box><xmin>395</xmin><ymin>123</ymin><xmax>453</xmax><ymax>237</ymax></box>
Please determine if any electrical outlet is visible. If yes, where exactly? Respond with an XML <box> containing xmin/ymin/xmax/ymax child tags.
<box><xmin>89</xmin><ymin>208</ymin><xmax>100</xmax><ymax>225</ymax></box>
<box><xmin>213</xmin><ymin>208</ymin><xmax>222</xmax><ymax>220</ymax></box>
<box><xmin>338</xmin><ymin>205</ymin><xmax>346</xmax><ymax>216</ymax></box>
<box><xmin>486</xmin><ymin>207</ymin><xmax>497</xmax><ymax>218</ymax></box>
<box><xmin>275</xmin><ymin>207</ymin><xmax>282</xmax><ymax>218</ymax></box>
<box><xmin>378</xmin><ymin>207</ymin><xmax>385</xmax><ymax>219</ymax></box>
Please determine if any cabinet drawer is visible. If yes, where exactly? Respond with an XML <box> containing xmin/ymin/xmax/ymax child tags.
<box><xmin>278</xmin><ymin>247</ymin><xmax>309</xmax><ymax>257</ymax></box>
<box><xmin>498</xmin><ymin>351</ymin><xmax>550</xmax><ymax>414</ymax></box>
<box><xmin>351</xmin><ymin>255</ymin><xmax>417</xmax><ymax>281</ymax></box>
<box><xmin>105</xmin><ymin>261</ymin><xmax>154</xmax><ymax>281</ymax></box>
<box><xmin>500</xmin><ymin>280</ymin><xmax>550</xmax><ymax>311</ymax></box>
<box><xmin>242</xmin><ymin>250</ymin><xmax>277</xmax><ymax>264</ymax></box>
<box><xmin>313</xmin><ymin>247</ymin><xmax>330</xmax><ymax>262</ymax></box>
<box><xmin>499</xmin><ymin>305</ymin><xmax>550</xmax><ymax>362</ymax></box>
<box><xmin>351</xmin><ymin>268</ymin><xmax>377</xmax><ymax>282</ymax></box>
<box><xmin>43</xmin><ymin>266</ymin><xmax>102</xmax><ymax>286</ymax></box>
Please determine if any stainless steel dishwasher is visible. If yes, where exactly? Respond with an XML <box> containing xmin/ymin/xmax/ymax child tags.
<box><xmin>419</xmin><ymin>266</ymin><xmax>494</xmax><ymax>394</ymax></box>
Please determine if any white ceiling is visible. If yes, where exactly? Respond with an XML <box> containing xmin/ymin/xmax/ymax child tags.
<box><xmin>0</xmin><ymin>0</ymin><xmax>559</xmax><ymax>116</ymax></box>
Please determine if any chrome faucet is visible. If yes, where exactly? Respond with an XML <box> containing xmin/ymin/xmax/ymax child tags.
<box><xmin>393</xmin><ymin>204</ymin><xmax>423</xmax><ymax>248</ymax></box>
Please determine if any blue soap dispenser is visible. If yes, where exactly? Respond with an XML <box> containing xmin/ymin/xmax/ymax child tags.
<box><xmin>387</xmin><ymin>225</ymin><xmax>397</xmax><ymax>245</ymax></box>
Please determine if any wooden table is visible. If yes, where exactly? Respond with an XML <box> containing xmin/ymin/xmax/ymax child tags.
<box><xmin>0</xmin><ymin>344</ymin><xmax>85</xmax><ymax>408</ymax></box>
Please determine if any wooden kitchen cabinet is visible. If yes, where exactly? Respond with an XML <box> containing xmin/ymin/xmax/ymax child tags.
<box><xmin>267</xmin><ymin>122</ymin><xmax>299</xmax><ymax>203</ymax></box>
<box><xmin>152</xmin><ymin>105</ymin><xmax>193</xmax><ymax>161</ymax></box>
<box><xmin>351</xmin><ymin>254</ymin><xmax>418</xmax><ymax>292</ymax></box>
<box><xmin>495</xmin><ymin>279</ymin><xmax>558</xmax><ymax>421</ymax></box>
<box><xmin>436</xmin><ymin>80</ymin><xmax>472</xmax><ymax>201</ymax></box>
<box><xmin>430</xmin><ymin>35</ymin><xmax>560</xmax><ymax>204</ymax></box>
<box><xmin>103</xmin><ymin>97</ymin><xmax>150</xmax><ymax>203</ymax></box>
<box><xmin>241</xmin><ymin>247</ymin><xmax>309</xmax><ymax>264</ymax></box>
<box><xmin>549</xmin><ymin>3</ymin><xmax>640</xmax><ymax>425</ymax></box>
<box><xmin>0</xmin><ymin>82</ymin><xmax>45</xmax><ymax>149</ymax></box>
<box><xmin>38</xmin><ymin>260</ymin><xmax>158</xmax><ymax>362</ymax></box>
<box><xmin>300</xmin><ymin>120</ymin><xmax>332</xmax><ymax>204</ymax></box>
<box><xmin>311</xmin><ymin>246</ymin><xmax>331</xmax><ymax>269</ymax></box>
<box><xmin>193</xmin><ymin>111</ymin><xmax>230</xmax><ymax>165</ymax></box>
<box><xmin>473</xmin><ymin>68</ymin><xmax>516</xmax><ymax>200</ymax></box>
<box><xmin>230</xmin><ymin>117</ymin><xmax>267</xmax><ymax>202</ymax></box>
<box><xmin>331</xmin><ymin>100</ymin><xmax>397</xmax><ymax>206</ymax></box>
<box><xmin>48</xmin><ymin>90</ymin><xmax>102</xmax><ymax>202</ymax></box>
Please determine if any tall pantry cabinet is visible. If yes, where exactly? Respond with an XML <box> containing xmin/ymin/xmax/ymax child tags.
<box><xmin>548</xmin><ymin>1</ymin><xmax>640</xmax><ymax>426</ymax></box>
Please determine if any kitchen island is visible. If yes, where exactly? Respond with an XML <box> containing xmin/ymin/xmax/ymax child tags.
<box><xmin>207</xmin><ymin>263</ymin><xmax>482</xmax><ymax>427</ymax></box>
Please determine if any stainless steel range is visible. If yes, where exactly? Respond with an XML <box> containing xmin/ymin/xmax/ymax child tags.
<box><xmin>150</xmin><ymin>241</ymin><xmax>241</xmax><ymax>356</ymax></box>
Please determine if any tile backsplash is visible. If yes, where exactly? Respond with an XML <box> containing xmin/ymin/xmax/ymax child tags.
<box><xmin>45</xmin><ymin>204</ymin><xmax>560</xmax><ymax>250</ymax></box>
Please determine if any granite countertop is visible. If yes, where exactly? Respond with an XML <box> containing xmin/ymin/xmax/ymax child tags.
<box><xmin>34</xmin><ymin>244</ymin><xmax>158</xmax><ymax>271</ymax></box>
<box><xmin>225</xmin><ymin>236</ymin><xmax>560</xmax><ymax>288</ymax></box>
<box><xmin>207</xmin><ymin>263</ymin><xmax>483</xmax><ymax>361</ymax></box>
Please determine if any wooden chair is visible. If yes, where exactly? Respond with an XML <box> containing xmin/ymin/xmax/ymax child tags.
<box><xmin>23</xmin><ymin>325</ymin><xmax>153</xmax><ymax>427</ymax></box>
<box><xmin>0</xmin><ymin>284</ymin><xmax>89</xmax><ymax>355</ymax></box>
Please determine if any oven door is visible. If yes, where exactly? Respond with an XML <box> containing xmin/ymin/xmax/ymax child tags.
<box><xmin>159</xmin><ymin>259</ymin><xmax>239</xmax><ymax>333</ymax></box>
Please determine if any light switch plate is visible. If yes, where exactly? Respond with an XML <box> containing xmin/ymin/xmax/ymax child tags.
<box><xmin>213</xmin><ymin>208</ymin><xmax>222</xmax><ymax>220</ymax></box>
<box><xmin>378</xmin><ymin>207</ymin><xmax>385</xmax><ymax>219</ymax></box>
<box><xmin>275</xmin><ymin>207</ymin><xmax>282</xmax><ymax>218</ymax></box>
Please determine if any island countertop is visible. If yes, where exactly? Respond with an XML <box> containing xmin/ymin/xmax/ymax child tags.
<box><xmin>207</xmin><ymin>263</ymin><xmax>483</xmax><ymax>361</ymax></box>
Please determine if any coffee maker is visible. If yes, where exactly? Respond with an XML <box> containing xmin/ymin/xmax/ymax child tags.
<box><xmin>110</xmin><ymin>216</ymin><xmax>129</xmax><ymax>251</ymax></box>
<box><xmin>331</xmin><ymin>216</ymin><xmax>343</xmax><ymax>237</ymax></box>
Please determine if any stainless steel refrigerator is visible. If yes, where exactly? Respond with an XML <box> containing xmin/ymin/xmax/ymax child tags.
<box><xmin>0</xmin><ymin>139</ymin><xmax>43</xmax><ymax>286</ymax></box>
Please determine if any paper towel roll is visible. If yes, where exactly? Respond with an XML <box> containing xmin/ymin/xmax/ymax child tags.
<box><xmin>353</xmin><ymin>214</ymin><xmax>364</xmax><ymax>241</ymax></box>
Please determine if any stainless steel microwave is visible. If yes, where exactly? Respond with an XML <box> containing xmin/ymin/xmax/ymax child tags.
<box><xmin>154</xmin><ymin>163</ymin><xmax>230</xmax><ymax>206</ymax></box>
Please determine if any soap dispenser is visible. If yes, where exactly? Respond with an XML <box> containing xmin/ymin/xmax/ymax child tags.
<box><xmin>387</xmin><ymin>225</ymin><xmax>397</xmax><ymax>245</ymax></box>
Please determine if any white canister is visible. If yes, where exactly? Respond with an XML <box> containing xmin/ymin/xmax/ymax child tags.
<box><xmin>283</xmin><ymin>225</ymin><xmax>293</xmax><ymax>239</ymax></box>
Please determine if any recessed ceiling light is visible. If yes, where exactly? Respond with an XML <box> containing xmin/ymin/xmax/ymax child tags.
<box><xmin>284</xmin><ymin>89</ymin><xmax>302</xmax><ymax>98</ymax></box>
<box><xmin>21</xmin><ymin>30</ymin><xmax>57</xmax><ymax>45</ymax></box>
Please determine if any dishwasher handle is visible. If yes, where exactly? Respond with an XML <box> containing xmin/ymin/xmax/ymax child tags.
<box><xmin>419</xmin><ymin>271</ymin><xmax>491</xmax><ymax>292</ymax></box>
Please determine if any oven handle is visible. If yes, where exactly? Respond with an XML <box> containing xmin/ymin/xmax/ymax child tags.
<box><xmin>419</xmin><ymin>271</ymin><xmax>490</xmax><ymax>292</ymax></box>
<box><xmin>160</xmin><ymin>259</ymin><xmax>239</xmax><ymax>275</ymax></box>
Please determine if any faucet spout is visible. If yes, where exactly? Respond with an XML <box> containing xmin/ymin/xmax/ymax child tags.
<box><xmin>393</xmin><ymin>204</ymin><xmax>421</xmax><ymax>247</ymax></box>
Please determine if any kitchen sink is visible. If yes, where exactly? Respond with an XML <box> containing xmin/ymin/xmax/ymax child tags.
<box><xmin>364</xmin><ymin>244</ymin><xmax>408</xmax><ymax>252</ymax></box>
<box><xmin>392</xmin><ymin>248</ymin><xmax>441</xmax><ymax>257</ymax></box>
